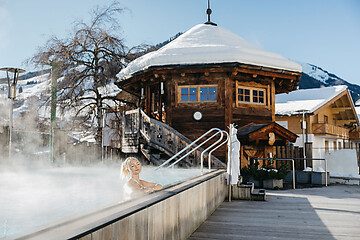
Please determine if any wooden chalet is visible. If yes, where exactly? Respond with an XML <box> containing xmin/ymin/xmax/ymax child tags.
<box><xmin>236</xmin><ymin>122</ymin><xmax>298</xmax><ymax>168</ymax></box>
<box><xmin>116</xmin><ymin>23</ymin><xmax>302</xmax><ymax>166</ymax></box>
<box><xmin>276</xmin><ymin>85</ymin><xmax>360</xmax><ymax>170</ymax></box>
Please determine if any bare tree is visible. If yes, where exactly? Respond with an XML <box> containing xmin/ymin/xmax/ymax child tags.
<box><xmin>30</xmin><ymin>1</ymin><xmax>144</xmax><ymax>144</ymax></box>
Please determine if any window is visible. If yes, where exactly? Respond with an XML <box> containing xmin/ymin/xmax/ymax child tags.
<box><xmin>179</xmin><ymin>85</ymin><xmax>217</xmax><ymax>103</ymax></box>
<box><xmin>325</xmin><ymin>141</ymin><xmax>329</xmax><ymax>152</ymax></box>
<box><xmin>111</xmin><ymin>140</ymin><xmax>121</xmax><ymax>148</ymax></box>
<box><xmin>237</xmin><ymin>86</ymin><xmax>266</xmax><ymax>105</ymax></box>
<box><xmin>111</xmin><ymin>120</ymin><xmax>119</xmax><ymax>129</ymax></box>
<box><xmin>200</xmin><ymin>87</ymin><xmax>217</xmax><ymax>101</ymax></box>
<box><xmin>324</xmin><ymin>115</ymin><xmax>328</xmax><ymax>123</ymax></box>
<box><xmin>181</xmin><ymin>87</ymin><xmax>197</xmax><ymax>102</ymax></box>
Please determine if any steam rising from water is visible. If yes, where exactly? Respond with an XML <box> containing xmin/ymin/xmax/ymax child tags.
<box><xmin>0</xmin><ymin>160</ymin><xmax>202</xmax><ymax>238</ymax></box>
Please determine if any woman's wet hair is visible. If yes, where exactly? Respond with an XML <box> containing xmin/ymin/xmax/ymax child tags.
<box><xmin>120</xmin><ymin>157</ymin><xmax>139</xmax><ymax>180</ymax></box>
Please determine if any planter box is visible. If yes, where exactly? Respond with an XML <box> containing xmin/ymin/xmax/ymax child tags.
<box><xmin>311</xmin><ymin>171</ymin><xmax>330</xmax><ymax>185</ymax></box>
<box><xmin>231</xmin><ymin>183</ymin><xmax>254</xmax><ymax>200</ymax></box>
<box><xmin>296</xmin><ymin>171</ymin><xmax>311</xmax><ymax>184</ymax></box>
<box><xmin>263</xmin><ymin>179</ymin><xmax>283</xmax><ymax>189</ymax></box>
<box><xmin>249</xmin><ymin>177</ymin><xmax>262</xmax><ymax>188</ymax></box>
<box><xmin>284</xmin><ymin>171</ymin><xmax>294</xmax><ymax>182</ymax></box>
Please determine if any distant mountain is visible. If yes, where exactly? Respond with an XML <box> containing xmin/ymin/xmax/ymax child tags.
<box><xmin>298</xmin><ymin>62</ymin><xmax>360</xmax><ymax>103</ymax></box>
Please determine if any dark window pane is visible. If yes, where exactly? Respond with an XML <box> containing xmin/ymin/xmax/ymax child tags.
<box><xmin>245</xmin><ymin>96</ymin><xmax>250</xmax><ymax>102</ymax></box>
<box><xmin>259</xmin><ymin>97</ymin><xmax>264</xmax><ymax>103</ymax></box>
<box><xmin>181</xmin><ymin>95</ymin><xmax>188</xmax><ymax>101</ymax></box>
<box><xmin>190</xmin><ymin>88</ymin><xmax>197</xmax><ymax>94</ymax></box>
<box><xmin>253</xmin><ymin>97</ymin><xmax>257</xmax><ymax>102</ymax></box>
<box><xmin>200</xmin><ymin>88</ymin><xmax>207</xmax><ymax>94</ymax></box>
<box><xmin>238</xmin><ymin>88</ymin><xmax>243</xmax><ymax>94</ymax></box>
<box><xmin>239</xmin><ymin>96</ymin><xmax>243</xmax><ymax>101</ymax></box>
<box><xmin>259</xmin><ymin>91</ymin><xmax>264</xmax><ymax>96</ymax></box>
<box><xmin>181</xmin><ymin>88</ymin><xmax>188</xmax><ymax>94</ymax></box>
<box><xmin>209</xmin><ymin>94</ymin><xmax>216</xmax><ymax>101</ymax></box>
<box><xmin>253</xmin><ymin>90</ymin><xmax>258</xmax><ymax>96</ymax></box>
<box><xmin>209</xmin><ymin>87</ymin><xmax>216</xmax><ymax>94</ymax></box>
<box><xmin>200</xmin><ymin>94</ymin><xmax>208</xmax><ymax>101</ymax></box>
<box><xmin>245</xmin><ymin>89</ymin><xmax>250</xmax><ymax>95</ymax></box>
<box><xmin>189</xmin><ymin>95</ymin><xmax>197</xmax><ymax>101</ymax></box>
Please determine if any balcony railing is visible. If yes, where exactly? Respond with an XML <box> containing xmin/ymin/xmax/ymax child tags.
<box><xmin>312</xmin><ymin>123</ymin><xmax>349</xmax><ymax>139</ymax></box>
<box><xmin>349</xmin><ymin>127</ymin><xmax>360</xmax><ymax>140</ymax></box>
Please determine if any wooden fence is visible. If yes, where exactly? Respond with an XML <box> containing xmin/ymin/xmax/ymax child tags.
<box><xmin>275</xmin><ymin>143</ymin><xmax>313</xmax><ymax>170</ymax></box>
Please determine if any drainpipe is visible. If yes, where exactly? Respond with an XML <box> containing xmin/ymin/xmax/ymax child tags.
<box><xmin>228</xmin><ymin>124</ymin><xmax>233</xmax><ymax>202</ymax></box>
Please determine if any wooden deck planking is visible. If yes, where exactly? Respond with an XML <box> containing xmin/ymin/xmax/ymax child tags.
<box><xmin>189</xmin><ymin>185</ymin><xmax>360</xmax><ymax>240</ymax></box>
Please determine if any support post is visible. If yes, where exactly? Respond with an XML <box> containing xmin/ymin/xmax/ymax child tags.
<box><xmin>8</xmin><ymin>99</ymin><xmax>13</xmax><ymax>159</ymax></box>
<box><xmin>50</xmin><ymin>63</ymin><xmax>59</xmax><ymax>163</ymax></box>
<box><xmin>228</xmin><ymin>124</ymin><xmax>233</xmax><ymax>202</ymax></box>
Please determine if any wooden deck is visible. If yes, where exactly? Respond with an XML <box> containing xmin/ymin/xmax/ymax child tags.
<box><xmin>189</xmin><ymin>185</ymin><xmax>360</xmax><ymax>240</ymax></box>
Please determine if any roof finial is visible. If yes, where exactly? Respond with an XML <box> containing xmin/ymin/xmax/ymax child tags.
<box><xmin>205</xmin><ymin>0</ymin><xmax>217</xmax><ymax>26</ymax></box>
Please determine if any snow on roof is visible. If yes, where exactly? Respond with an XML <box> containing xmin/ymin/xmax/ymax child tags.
<box><xmin>355</xmin><ymin>106</ymin><xmax>360</xmax><ymax>119</ymax></box>
<box><xmin>275</xmin><ymin>85</ymin><xmax>348</xmax><ymax>115</ymax></box>
<box><xmin>117</xmin><ymin>24</ymin><xmax>302</xmax><ymax>80</ymax></box>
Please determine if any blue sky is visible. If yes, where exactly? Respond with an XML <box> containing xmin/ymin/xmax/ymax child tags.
<box><xmin>1</xmin><ymin>0</ymin><xmax>360</xmax><ymax>84</ymax></box>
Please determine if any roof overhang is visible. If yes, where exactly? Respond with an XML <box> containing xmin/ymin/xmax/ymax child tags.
<box><xmin>237</xmin><ymin>122</ymin><xmax>298</xmax><ymax>146</ymax></box>
<box><xmin>116</xmin><ymin>62</ymin><xmax>301</xmax><ymax>93</ymax></box>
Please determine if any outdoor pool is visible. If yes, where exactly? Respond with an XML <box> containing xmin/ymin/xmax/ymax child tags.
<box><xmin>0</xmin><ymin>164</ymin><xmax>203</xmax><ymax>238</ymax></box>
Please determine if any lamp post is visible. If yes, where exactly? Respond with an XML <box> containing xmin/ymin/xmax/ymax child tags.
<box><xmin>100</xmin><ymin>106</ymin><xmax>111</xmax><ymax>162</ymax></box>
<box><xmin>0</xmin><ymin>67</ymin><xmax>25</xmax><ymax>159</ymax></box>
<box><xmin>49</xmin><ymin>62</ymin><xmax>59</xmax><ymax>163</ymax></box>
<box><xmin>296</xmin><ymin>109</ymin><xmax>310</xmax><ymax>169</ymax></box>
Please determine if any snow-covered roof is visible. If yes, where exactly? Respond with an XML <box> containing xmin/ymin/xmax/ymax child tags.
<box><xmin>275</xmin><ymin>85</ymin><xmax>348</xmax><ymax>115</ymax></box>
<box><xmin>117</xmin><ymin>24</ymin><xmax>302</xmax><ymax>80</ymax></box>
<box><xmin>355</xmin><ymin>106</ymin><xmax>360</xmax><ymax>120</ymax></box>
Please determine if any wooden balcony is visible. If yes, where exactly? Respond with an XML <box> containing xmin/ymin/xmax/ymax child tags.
<box><xmin>349</xmin><ymin>127</ymin><xmax>360</xmax><ymax>140</ymax></box>
<box><xmin>312</xmin><ymin>123</ymin><xmax>349</xmax><ymax>139</ymax></box>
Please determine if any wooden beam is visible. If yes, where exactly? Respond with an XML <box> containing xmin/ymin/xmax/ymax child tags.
<box><xmin>224</xmin><ymin>75</ymin><xmax>233</xmax><ymax>128</ymax></box>
<box><xmin>271</xmin><ymin>81</ymin><xmax>275</xmax><ymax>122</ymax></box>
<box><xmin>331</xmin><ymin>107</ymin><xmax>351</xmax><ymax>114</ymax></box>
<box><xmin>337</xmin><ymin>120</ymin><xmax>357</xmax><ymax>125</ymax></box>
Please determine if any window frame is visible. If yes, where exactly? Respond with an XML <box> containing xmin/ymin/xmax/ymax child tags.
<box><xmin>236</xmin><ymin>85</ymin><xmax>267</xmax><ymax>106</ymax></box>
<box><xmin>111</xmin><ymin>120</ymin><xmax>119</xmax><ymax>129</ymax></box>
<box><xmin>178</xmin><ymin>85</ymin><xmax>217</xmax><ymax>103</ymax></box>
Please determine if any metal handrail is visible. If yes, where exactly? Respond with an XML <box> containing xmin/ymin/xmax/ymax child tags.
<box><xmin>155</xmin><ymin>128</ymin><xmax>223</xmax><ymax>170</ymax></box>
<box><xmin>209</xmin><ymin>130</ymin><xmax>229</xmax><ymax>170</ymax></box>
<box><xmin>201</xmin><ymin>130</ymin><xmax>229</xmax><ymax>172</ymax></box>
<box><xmin>199</xmin><ymin>131</ymin><xmax>224</xmax><ymax>171</ymax></box>
<box><xmin>167</xmin><ymin>129</ymin><xmax>224</xmax><ymax>168</ymax></box>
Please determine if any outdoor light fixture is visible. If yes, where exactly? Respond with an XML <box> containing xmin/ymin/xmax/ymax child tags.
<box><xmin>0</xmin><ymin>67</ymin><xmax>25</xmax><ymax>159</ymax></box>
<box><xmin>193</xmin><ymin>111</ymin><xmax>203</xmax><ymax>121</ymax></box>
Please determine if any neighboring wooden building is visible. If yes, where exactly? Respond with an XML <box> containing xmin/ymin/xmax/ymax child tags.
<box><xmin>275</xmin><ymin>85</ymin><xmax>360</xmax><ymax>170</ymax></box>
<box><xmin>116</xmin><ymin>23</ymin><xmax>302</xmax><ymax>164</ymax></box>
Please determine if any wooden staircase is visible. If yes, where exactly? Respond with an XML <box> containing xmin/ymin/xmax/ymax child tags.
<box><xmin>121</xmin><ymin>109</ymin><xmax>226</xmax><ymax>168</ymax></box>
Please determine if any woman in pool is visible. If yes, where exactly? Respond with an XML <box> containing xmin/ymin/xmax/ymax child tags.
<box><xmin>121</xmin><ymin>157</ymin><xmax>163</xmax><ymax>196</ymax></box>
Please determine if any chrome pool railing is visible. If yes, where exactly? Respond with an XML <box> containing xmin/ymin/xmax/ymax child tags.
<box><xmin>155</xmin><ymin>128</ymin><xmax>225</xmax><ymax>170</ymax></box>
<box><xmin>201</xmin><ymin>130</ymin><xmax>229</xmax><ymax>172</ymax></box>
